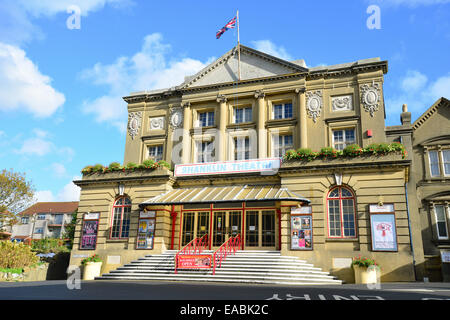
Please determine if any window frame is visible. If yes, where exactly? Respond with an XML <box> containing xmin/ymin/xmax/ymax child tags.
<box><xmin>21</xmin><ymin>217</ymin><xmax>29</xmax><ymax>224</ymax></box>
<box><xmin>198</xmin><ymin>110</ymin><xmax>215</xmax><ymax>127</ymax></box>
<box><xmin>109</xmin><ymin>196</ymin><xmax>132</xmax><ymax>240</ymax></box>
<box><xmin>332</xmin><ymin>128</ymin><xmax>356</xmax><ymax>151</ymax></box>
<box><xmin>233</xmin><ymin>136</ymin><xmax>250</xmax><ymax>160</ymax></box>
<box><xmin>441</xmin><ymin>149</ymin><xmax>450</xmax><ymax>176</ymax></box>
<box><xmin>233</xmin><ymin>106</ymin><xmax>252</xmax><ymax>124</ymax></box>
<box><xmin>428</xmin><ymin>150</ymin><xmax>441</xmax><ymax>177</ymax></box>
<box><xmin>272</xmin><ymin>134</ymin><xmax>294</xmax><ymax>158</ymax></box>
<box><xmin>148</xmin><ymin>144</ymin><xmax>164</xmax><ymax>162</ymax></box>
<box><xmin>272</xmin><ymin>102</ymin><xmax>293</xmax><ymax>120</ymax></box>
<box><xmin>196</xmin><ymin>140</ymin><xmax>215</xmax><ymax>163</ymax></box>
<box><xmin>433</xmin><ymin>204</ymin><xmax>449</xmax><ymax>240</ymax></box>
<box><xmin>326</xmin><ymin>186</ymin><xmax>358</xmax><ymax>239</ymax></box>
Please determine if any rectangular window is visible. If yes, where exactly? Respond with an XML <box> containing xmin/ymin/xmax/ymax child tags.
<box><xmin>429</xmin><ymin>151</ymin><xmax>441</xmax><ymax>177</ymax></box>
<box><xmin>273</xmin><ymin>103</ymin><xmax>293</xmax><ymax>119</ymax></box>
<box><xmin>273</xmin><ymin>134</ymin><xmax>293</xmax><ymax>157</ymax></box>
<box><xmin>332</xmin><ymin>128</ymin><xmax>356</xmax><ymax>150</ymax></box>
<box><xmin>21</xmin><ymin>217</ymin><xmax>29</xmax><ymax>224</ymax></box>
<box><xmin>37</xmin><ymin>214</ymin><xmax>46</xmax><ymax>220</ymax></box>
<box><xmin>442</xmin><ymin>150</ymin><xmax>450</xmax><ymax>176</ymax></box>
<box><xmin>434</xmin><ymin>205</ymin><xmax>449</xmax><ymax>239</ymax></box>
<box><xmin>35</xmin><ymin>228</ymin><xmax>43</xmax><ymax>234</ymax></box>
<box><xmin>196</xmin><ymin>141</ymin><xmax>215</xmax><ymax>163</ymax></box>
<box><xmin>148</xmin><ymin>145</ymin><xmax>163</xmax><ymax>161</ymax></box>
<box><xmin>199</xmin><ymin>111</ymin><xmax>215</xmax><ymax>127</ymax></box>
<box><xmin>234</xmin><ymin>137</ymin><xmax>250</xmax><ymax>160</ymax></box>
<box><xmin>234</xmin><ymin>106</ymin><xmax>252</xmax><ymax>124</ymax></box>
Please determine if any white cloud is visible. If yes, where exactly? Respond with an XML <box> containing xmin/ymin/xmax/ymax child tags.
<box><xmin>15</xmin><ymin>129</ymin><xmax>75</xmax><ymax>158</ymax></box>
<box><xmin>51</xmin><ymin>163</ymin><xmax>67</xmax><ymax>178</ymax></box>
<box><xmin>0</xmin><ymin>42</ymin><xmax>65</xmax><ymax>117</ymax></box>
<box><xmin>34</xmin><ymin>177</ymin><xmax>81</xmax><ymax>202</ymax></box>
<box><xmin>250</xmin><ymin>40</ymin><xmax>293</xmax><ymax>61</ymax></box>
<box><xmin>81</xmin><ymin>33</ymin><xmax>211</xmax><ymax>131</ymax></box>
<box><xmin>385</xmin><ymin>70</ymin><xmax>450</xmax><ymax>122</ymax></box>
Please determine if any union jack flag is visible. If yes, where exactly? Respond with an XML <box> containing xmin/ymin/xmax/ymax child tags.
<box><xmin>216</xmin><ymin>16</ymin><xmax>236</xmax><ymax>39</ymax></box>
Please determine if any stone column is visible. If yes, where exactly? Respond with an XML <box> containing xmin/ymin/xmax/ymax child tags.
<box><xmin>217</xmin><ymin>95</ymin><xmax>228</xmax><ymax>161</ymax></box>
<box><xmin>182</xmin><ymin>102</ymin><xmax>191</xmax><ymax>164</ymax></box>
<box><xmin>296</xmin><ymin>88</ymin><xmax>307</xmax><ymax>148</ymax></box>
<box><xmin>255</xmin><ymin>90</ymin><xmax>266</xmax><ymax>159</ymax></box>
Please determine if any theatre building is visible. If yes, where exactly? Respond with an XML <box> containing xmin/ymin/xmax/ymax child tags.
<box><xmin>70</xmin><ymin>45</ymin><xmax>420</xmax><ymax>283</ymax></box>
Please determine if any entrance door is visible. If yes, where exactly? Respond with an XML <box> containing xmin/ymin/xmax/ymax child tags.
<box><xmin>212</xmin><ymin>211</ymin><xmax>242</xmax><ymax>248</ymax></box>
<box><xmin>245</xmin><ymin>210</ymin><xmax>276</xmax><ymax>250</ymax></box>
<box><xmin>181</xmin><ymin>211</ymin><xmax>209</xmax><ymax>247</ymax></box>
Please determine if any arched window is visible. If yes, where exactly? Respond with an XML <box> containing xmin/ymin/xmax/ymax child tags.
<box><xmin>110</xmin><ymin>197</ymin><xmax>131</xmax><ymax>239</ymax></box>
<box><xmin>327</xmin><ymin>186</ymin><xmax>357</xmax><ymax>238</ymax></box>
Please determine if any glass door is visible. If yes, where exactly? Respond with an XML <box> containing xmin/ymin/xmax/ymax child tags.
<box><xmin>182</xmin><ymin>212</ymin><xmax>195</xmax><ymax>246</ymax></box>
<box><xmin>244</xmin><ymin>210</ymin><xmax>276</xmax><ymax>249</ymax></box>
<box><xmin>212</xmin><ymin>210</ymin><xmax>242</xmax><ymax>248</ymax></box>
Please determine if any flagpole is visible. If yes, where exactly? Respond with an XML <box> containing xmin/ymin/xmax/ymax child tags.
<box><xmin>237</xmin><ymin>9</ymin><xmax>241</xmax><ymax>81</ymax></box>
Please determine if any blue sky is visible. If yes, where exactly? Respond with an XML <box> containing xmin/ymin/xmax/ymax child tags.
<box><xmin>0</xmin><ymin>0</ymin><xmax>449</xmax><ymax>203</ymax></box>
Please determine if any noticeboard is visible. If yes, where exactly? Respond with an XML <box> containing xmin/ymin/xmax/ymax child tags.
<box><xmin>369</xmin><ymin>204</ymin><xmax>398</xmax><ymax>252</ymax></box>
<box><xmin>136</xmin><ymin>217</ymin><xmax>155</xmax><ymax>250</ymax></box>
<box><xmin>79</xmin><ymin>213</ymin><xmax>99</xmax><ymax>250</ymax></box>
<box><xmin>290</xmin><ymin>206</ymin><xmax>313</xmax><ymax>250</ymax></box>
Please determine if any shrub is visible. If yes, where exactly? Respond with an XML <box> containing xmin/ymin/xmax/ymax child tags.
<box><xmin>142</xmin><ymin>159</ymin><xmax>156</xmax><ymax>168</ymax></box>
<box><xmin>0</xmin><ymin>241</ymin><xmax>39</xmax><ymax>269</ymax></box>
<box><xmin>157</xmin><ymin>160</ymin><xmax>172</xmax><ymax>170</ymax></box>
<box><xmin>125</xmin><ymin>162</ymin><xmax>138</xmax><ymax>170</ymax></box>
<box><xmin>352</xmin><ymin>255</ymin><xmax>378</xmax><ymax>268</ymax></box>
<box><xmin>319</xmin><ymin>147</ymin><xmax>339</xmax><ymax>158</ymax></box>
<box><xmin>92</xmin><ymin>164</ymin><xmax>104</xmax><ymax>173</ymax></box>
<box><xmin>343</xmin><ymin>144</ymin><xmax>363</xmax><ymax>157</ymax></box>
<box><xmin>108</xmin><ymin>162</ymin><xmax>122</xmax><ymax>171</ymax></box>
<box><xmin>81</xmin><ymin>254</ymin><xmax>102</xmax><ymax>266</ymax></box>
<box><xmin>31</xmin><ymin>238</ymin><xmax>69</xmax><ymax>254</ymax></box>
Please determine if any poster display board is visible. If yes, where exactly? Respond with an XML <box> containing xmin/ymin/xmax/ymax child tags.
<box><xmin>177</xmin><ymin>255</ymin><xmax>212</xmax><ymax>269</ymax></box>
<box><xmin>80</xmin><ymin>213</ymin><xmax>99</xmax><ymax>250</ymax></box>
<box><xmin>290</xmin><ymin>206</ymin><xmax>313</xmax><ymax>250</ymax></box>
<box><xmin>136</xmin><ymin>211</ymin><xmax>156</xmax><ymax>250</ymax></box>
<box><xmin>369</xmin><ymin>204</ymin><xmax>398</xmax><ymax>252</ymax></box>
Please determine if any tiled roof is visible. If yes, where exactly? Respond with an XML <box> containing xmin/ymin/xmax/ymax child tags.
<box><xmin>19</xmin><ymin>202</ymin><xmax>78</xmax><ymax>216</ymax></box>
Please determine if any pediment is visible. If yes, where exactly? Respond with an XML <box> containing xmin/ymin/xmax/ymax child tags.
<box><xmin>179</xmin><ymin>45</ymin><xmax>307</xmax><ymax>89</ymax></box>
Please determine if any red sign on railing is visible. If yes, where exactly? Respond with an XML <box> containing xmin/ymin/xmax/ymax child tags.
<box><xmin>177</xmin><ymin>255</ymin><xmax>212</xmax><ymax>269</ymax></box>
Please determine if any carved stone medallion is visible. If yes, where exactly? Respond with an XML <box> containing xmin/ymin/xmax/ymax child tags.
<box><xmin>332</xmin><ymin>95</ymin><xmax>353</xmax><ymax>111</ymax></box>
<box><xmin>360</xmin><ymin>83</ymin><xmax>380</xmax><ymax>117</ymax></box>
<box><xmin>128</xmin><ymin>111</ymin><xmax>142</xmax><ymax>139</ymax></box>
<box><xmin>169</xmin><ymin>108</ymin><xmax>183</xmax><ymax>129</ymax></box>
<box><xmin>306</xmin><ymin>90</ymin><xmax>323</xmax><ymax>123</ymax></box>
<box><xmin>150</xmin><ymin>117</ymin><xmax>165</xmax><ymax>130</ymax></box>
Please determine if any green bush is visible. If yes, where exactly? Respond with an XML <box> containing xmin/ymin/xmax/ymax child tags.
<box><xmin>0</xmin><ymin>241</ymin><xmax>39</xmax><ymax>269</ymax></box>
<box><xmin>31</xmin><ymin>238</ymin><xmax>69</xmax><ymax>254</ymax></box>
<box><xmin>125</xmin><ymin>162</ymin><xmax>138</xmax><ymax>170</ymax></box>
<box><xmin>343</xmin><ymin>144</ymin><xmax>363</xmax><ymax>157</ymax></box>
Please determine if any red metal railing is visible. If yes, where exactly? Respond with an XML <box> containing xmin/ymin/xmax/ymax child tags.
<box><xmin>174</xmin><ymin>234</ymin><xmax>208</xmax><ymax>274</ymax></box>
<box><xmin>212</xmin><ymin>234</ymin><xmax>242</xmax><ymax>275</ymax></box>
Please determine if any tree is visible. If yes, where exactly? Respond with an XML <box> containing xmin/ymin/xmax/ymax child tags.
<box><xmin>63</xmin><ymin>210</ymin><xmax>78</xmax><ymax>249</ymax></box>
<box><xmin>0</xmin><ymin>169</ymin><xmax>35</xmax><ymax>216</ymax></box>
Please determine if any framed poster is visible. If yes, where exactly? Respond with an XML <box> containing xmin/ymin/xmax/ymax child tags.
<box><xmin>136</xmin><ymin>217</ymin><xmax>155</xmax><ymax>249</ymax></box>
<box><xmin>370</xmin><ymin>213</ymin><xmax>398</xmax><ymax>252</ymax></box>
<box><xmin>290</xmin><ymin>206</ymin><xmax>313</xmax><ymax>250</ymax></box>
<box><xmin>79</xmin><ymin>213</ymin><xmax>100</xmax><ymax>250</ymax></box>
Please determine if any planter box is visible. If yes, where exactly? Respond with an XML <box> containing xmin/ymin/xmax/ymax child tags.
<box><xmin>83</xmin><ymin>262</ymin><xmax>102</xmax><ymax>280</ymax></box>
<box><xmin>353</xmin><ymin>265</ymin><xmax>380</xmax><ymax>284</ymax></box>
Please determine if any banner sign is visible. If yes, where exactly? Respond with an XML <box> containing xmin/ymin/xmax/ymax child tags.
<box><xmin>136</xmin><ymin>218</ymin><xmax>155</xmax><ymax>249</ymax></box>
<box><xmin>177</xmin><ymin>254</ymin><xmax>212</xmax><ymax>269</ymax></box>
<box><xmin>291</xmin><ymin>206</ymin><xmax>313</xmax><ymax>250</ymax></box>
<box><xmin>174</xmin><ymin>158</ymin><xmax>281</xmax><ymax>177</ymax></box>
<box><xmin>80</xmin><ymin>220</ymin><xmax>99</xmax><ymax>250</ymax></box>
<box><xmin>370</xmin><ymin>213</ymin><xmax>398</xmax><ymax>251</ymax></box>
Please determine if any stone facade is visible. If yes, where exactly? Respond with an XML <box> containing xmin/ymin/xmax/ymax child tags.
<box><xmin>70</xmin><ymin>44</ymin><xmax>423</xmax><ymax>283</ymax></box>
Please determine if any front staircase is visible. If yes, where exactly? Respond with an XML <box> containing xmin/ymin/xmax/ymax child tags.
<box><xmin>96</xmin><ymin>250</ymin><xmax>342</xmax><ymax>285</ymax></box>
